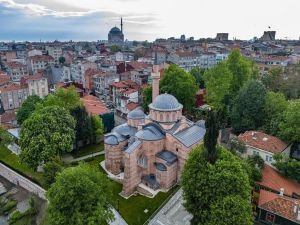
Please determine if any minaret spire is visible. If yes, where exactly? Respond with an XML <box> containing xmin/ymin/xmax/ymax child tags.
<box><xmin>121</xmin><ymin>17</ymin><xmax>123</xmax><ymax>34</ymax></box>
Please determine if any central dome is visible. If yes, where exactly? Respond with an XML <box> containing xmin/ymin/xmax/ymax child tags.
<box><xmin>109</xmin><ymin>27</ymin><xmax>122</xmax><ymax>34</ymax></box>
<box><xmin>149</xmin><ymin>94</ymin><xmax>183</xmax><ymax>112</ymax></box>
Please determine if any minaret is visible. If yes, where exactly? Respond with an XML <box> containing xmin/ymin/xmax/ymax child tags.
<box><xmin>151</xmin><ymin>51</ymin><xmax>160</xmax><ymax>102</ymax></box>
<box><xmin>121</xmin><ymin>17</ymin><xmax>123</xmax><ymax>34</ymax></box>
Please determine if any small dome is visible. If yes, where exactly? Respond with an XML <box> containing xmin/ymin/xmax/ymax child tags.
<box><xmin>149</xmin><ymin>94</ymin><xmax>183</xmax><ymax>112</ymax></box>
<box><xmin>135</xmin><ymin>124</ymin><xmax>165</xmax><ymax>141</ymax></box>
<box><xmin>128</xmin><ymin>109</ymin><xmax>145</xmax><ymax>119</ymax></box>
<box><xmin>104</xmin><ymin>132</ymin><xmax>126</xmax><ymax>145</ymax></box>
<box><xmin>112</xmin><ymin>123</ymin><xmax>137</xmax><ymax>137</ymax></box>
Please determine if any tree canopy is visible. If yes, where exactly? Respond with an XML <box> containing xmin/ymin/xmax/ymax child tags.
<box><xmin>20</xmin><ymin>106</ymin><xmax>75</xmax><ymax>170</ymax></box>
<box><xmin>46</xmin><ymin>164</ymin><xmax>114</xmax><ymax>225</ymax></box>
<box><xmin>142</xmin><ymin>86</ymin><xmax>152</xmax><ymax>113</ymax></box>
<box><xmin>43</xmin><ymin>86</ymin><xmax>82</xmax><ymax>111</ymax></box>
<box><xmin>273</xmin><ymin>153</ymin><xmax>300</xmax><ymax>183</ymax></box>
<box><xmin>263</xmin><ymin>91</ymin><xmax>288</xmax><ymax>136</ymax></box>
<box><xmin>230</xmin><ymin>80</ymin><xmax>266</xmax><ymax>133</ymax></box>
<box><xmin>160</xmin><ymin>64</ymin><xmax>198</xmax><ymax>112</ymax></box>
<box><xmin>182</xmin><ymin>145</ymin><xmax>252</xmax><ymax>225</ymax></box>
<box><xmin>190</xmin><ymin>66</ymin><xmax>205</xmax><ymax>88</ymax></box>
<box><xmin>279</xmin><ymin>99</ymin><xmax>300</xmax><ymax>143</ymax></box>
<box><xmin>226</xmin><ymin>49</ymin><xmax>254</xmax><ymax>94</ymax></box>
<box><xmin>16</xmin><ymin>95</ymin><xmax>42</xmax><ymax>125</ymax></box>
<box><xmin>203</xmin><ymin>62</ymin><xmax>233</xmax><ymax>109</ymax></box>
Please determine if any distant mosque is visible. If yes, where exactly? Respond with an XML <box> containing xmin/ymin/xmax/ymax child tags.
<box><xmin>108</xmin><ymin>17</ymin><xmax>124</xmax><ymax>45</ymax></box>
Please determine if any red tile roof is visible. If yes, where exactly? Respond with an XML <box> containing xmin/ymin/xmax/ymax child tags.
<box><xmin>239</xmin><ymin>131</ymin><xmax>289</xmax><ymax>154</ymax></box>
<box><xmin>0</xmin><ymin>84</ymin><xmax>26</xmax><ymax>92</ymax></box>
<box><xmin>0</xmin><ymin>75</ymin><xmax>11</xmax><ymax>85</ymax></box>
<box><xmin>81</xmin><ymin>95</ymin><xmax>110</xmax><ymax>116</ymax></box>
<box><xmin>22</xmin><ymin>75</ymin><xmax>45</xmax><ymax>81</ymax></box>
<box><xmin>7</xmin><ymin>62</ymin><xmax>26</xmax><ymax>69</ymax></box>
<box><xmin>127</xmin><ymin>102</ymin><xmax>139</xmax><ymax>111</ymax></box>
<box><xmin>258</xmin><ymin>190</ymin><xmax>300</xmax><ymax>223</ymax></box>
<box><xmin>258</xmin><ymin>165</ymin><xmax>300</xmax><ymax>197</ymax></box>
<box><xmin>127</xmin><ymin>61</ymin><xmax>151</xmax><ymax>70</ymax></box>
<box><xmin>29</xmin><ymin>55</ymin><xmax>54</xmax><ymax>62</ymax></box>
<box><xmin>0</xmin><ymin>111</ymin><xmax>16</xmax><ymax>123</ymax></box>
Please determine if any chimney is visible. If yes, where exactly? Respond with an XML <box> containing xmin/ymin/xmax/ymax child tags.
<box><xmin>151</xmin><ymin>50</ymin><xmax>160</xmax><ymax>102</ymax></box>
<box><xmin>279</xmin><ymin>188</ymin><xmax>284</xmax><ymax>196</ymax></box>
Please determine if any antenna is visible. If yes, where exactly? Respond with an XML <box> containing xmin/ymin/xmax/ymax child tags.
<box><xmin>121</xmin><ymin>17</ymin><xmax>123</xmax><ymax>34</ymax></box>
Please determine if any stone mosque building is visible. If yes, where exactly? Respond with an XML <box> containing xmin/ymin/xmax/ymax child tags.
<box><xmin>104</xmin><ymin>60</ymin><xmax>206</xmax><ymax>197</ymax></box>
<box><xmin>108</xmin><ymin>17</ymin><xmax>124</xmax><ymax>45</ymax></box>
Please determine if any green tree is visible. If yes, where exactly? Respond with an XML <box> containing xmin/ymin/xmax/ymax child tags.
<box><xmin>58</xmin><ymin>56</ymin><xmax>65</xmax><ymax>64</ymax></box>
<box><xmin>263</xmin><ymin>91</ymin><xmax>288</xmax><ymax>136</ymax></box>
<box><xmin>203</xmin><ymin>110</ymin><xmax>220</xmax><ymax>164</ymax></box>
<box><xmin>190</xmin><ymin>66</ymin><xmax>205</xmax><ymax>88</ymax></box>
<box><xmin>91</xmin><ymin>116</ymin><xmax>104</xmax><ymax>144</ymax></box>
<box><xmin>273</xmin><ymin>153</ymin><xmax>300</xmax><ymax>182</ymax></box>
<box><xmin>230</xmin><ymin>80</ymin><xmax>266</xmax><ymax>133</ymax></box>
<box><xmin>43</xmin><ymin>86</ymin><xmax>81</xmax><ymax>111</ymax></box>
<box><xmin>160</xmin><ymin>64</ymin><xmax>198</xmax><ymax>112</ymax></box>
<box><xmin>279</xmin><ymin>99</ymin><xmax>300</xmax><ymax>142</ymax></box>
<box><xmin>43</xmin><ymin>160</ymin><xmax>63</xmax><ymax>188</ymax></box>
<box><xmin>46</xmin><ymin>164</ymin><xmax>114</xmax><ymax>225</ymax></box>
<box><xmin>71</xmin><ymin>106</ymin><xmax>92</xmax><ymax>148</ymax></box>
<box><xmin>20</xmin><ymin>106</ymin><xmax>75</xmax><ymax>170</ymax></box>
<box><xmin>16</xmin><ymin>95</ymin><xmax>42</xmax><ymax>125</ymax></box>
<box><xmin>229</xmin><ymin>136</ymin><xmax>246</xmax><ymax>154</ymax></box>
<box><xmin>142</xmin><ymin>86</ymin><xmax>152</xmax><ymax>112</ymax></box>
<box><xmin>203</xmin><ymin>62</ymin><xmax>233</xmax><ymax>109</ymax></box>
<box><xmin>110</xmin><ymin>45</ymin><xmax>121</xmax><ymax>53</ymax></box>
<box><xmin>0</xmin><ymin>126</ymin><xmax>13</xmax><ymax>146</ymax></box>
<box><xmin>182</xmin><ymin>145</ymin><xmax>252</xmax><ymax>225</ymax></box>
<box><xmin>226</xmin><ymin>49</ymin><xmax>254</xmax><ymax>94</ymax></box>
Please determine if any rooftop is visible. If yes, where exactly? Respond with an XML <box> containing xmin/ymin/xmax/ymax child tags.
<box><xmin>257</xmin><ymin>164</ymin><xmax>300</xmax><ymax>197</ymax></box>
<box><xmin>149</xmin><ymin>93</ymin><xmax>183</xmax><ymax>112</ymax></box>
<box><xmin>239</xmin><ymin>131</ymin><xmax>289</xmax><ymax>154</ymax></box>
<box><xmin>81</xmin><ymin>95</ymin><xmax>110</xmax><ymax>116</ymax></box>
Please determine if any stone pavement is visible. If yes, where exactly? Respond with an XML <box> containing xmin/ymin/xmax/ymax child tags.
<box><xmin>110</xmin><ymin>208</ymin><xmax>128</xmax><ymax>225</ymax></box>
<box><xmin>148</xmin><ymin>188</ymin><xmax>192</xmax><ymax>225</ymax></box>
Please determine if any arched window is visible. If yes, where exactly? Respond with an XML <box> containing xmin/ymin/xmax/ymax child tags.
<box><xmin>160</xmin><ymin>113</ymin><xmax>163</xmax><ymax>122</ymax></box>
<box><xmin>172</xmin><ymin>113</ymin><xmax>176</xmax><ymax>121</ymax></box>
<box><xmin>166</xmin><ymin>113</ymin><xmax>170</xmax><ymax>122</ymax></box>
<box><xmin>137</xmin><ymin>155</ymin><xmax>148</xmax><ymax>168</ymax></box>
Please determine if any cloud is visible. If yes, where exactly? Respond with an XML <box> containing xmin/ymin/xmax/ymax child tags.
<box><xmin>0</xmin><ymin>0</ymin><xmax>159</xmax><ymax>41</ymax></box>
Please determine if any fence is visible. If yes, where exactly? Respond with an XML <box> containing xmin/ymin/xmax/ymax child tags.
<box><xmin>0</xmin><ymin>163</ymin><xmax>46</xmax><ymax>200</ymax></box>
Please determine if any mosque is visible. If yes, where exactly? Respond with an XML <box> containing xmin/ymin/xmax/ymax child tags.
<box><xmin>108</xmin><ymin>17</ymin><xmax>124</xmax><ymax>45</ymax></box>
<box><xmin>104</xmin><ymin>59</ymin><xmax>206</xmax><ymax>198</ymax></box>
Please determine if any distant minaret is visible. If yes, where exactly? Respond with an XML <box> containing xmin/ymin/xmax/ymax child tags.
<box><xmin>151</xmin><ymin>51</ymin><xmax>160</xmax><ymax>102</ymax></box>
<box><xmin>121</xmin><ymin>17</ymin><xmax>123</xmax><ymax>34</ymax></box>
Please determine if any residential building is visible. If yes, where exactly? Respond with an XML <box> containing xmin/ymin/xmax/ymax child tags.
<box><xmin>0</xmin><ymin>84</ymin><xmax>28</xmax><ymax>111</ymax></box>
<box><xmin>28</xmin><ymin>55</ymin><xmax>55</xmax><ymax>74</ymax></box>
<box><xmin>93</xmin><ymin>70</ymin><xmax>119</xmax><ymax>97</ymax></box>
<box><xmin>257</xmin><ymin>190</ymin><xmax>300</xmax><ymax>225</ymax></box>
<box><xmin>20</xmin><ymin>75</ymin><xmax>49</xmax><ymax>98</ymax></box>
<box><xmin>6</xmin><ymin>62</ymin><xmax>28</xmax><ymax>82</ymax></box>
<box><xmin>45</xmin><ymin>45</ymin><xmax>63</xmax><ymax>63</ymax></box>
<box><xmin>216</xmin><ymin>33</ymin><xmax>229</xmax><ymax>41</ymax></box>
<box><xmin>239</xmin><ymin>131</ymin><xmax>291</xmax><ymax>166</ymax></box>
<box><xmin>27</xmin><ymin>49</ymin><xmax>43</xmax><ymax>57</ymax></box>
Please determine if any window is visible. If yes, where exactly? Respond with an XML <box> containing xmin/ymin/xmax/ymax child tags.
<box><xmin>266</xmin><ymin>213</ymin><xmax>275</xmax><ymax>223</ymax></box>
<box><xmin>137</xmin><ymin>155</ymin><xmax>148</xmax><ymax>168</ymax></box>
<box><xmin>266</xmin><ymin>155</ymin><xmax>273</xmax><ymax>162</ymax></box>
<box><xmin>160</xmin><ymin>114</ymin><xmax>163</xmax><ymax>122</ymax></box>
<box><xmin>166</xmin><ymin>113</ymin><xmax>170</xmax><ymax>122</ymax></box>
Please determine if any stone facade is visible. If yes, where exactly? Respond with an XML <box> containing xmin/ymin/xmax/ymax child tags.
<box><xmin>104</xmin><ymin>94</ymin><xmax>205</xmax><ymax>197</ymax></box>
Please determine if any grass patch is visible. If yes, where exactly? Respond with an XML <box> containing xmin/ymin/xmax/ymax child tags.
<box><xmin>85</xmin><ymin>155</ymin><xmax>179</xmax><ymax>225</ymax></box>
<box><xmin>0</xmin><ymin>145</ymin><xmax>45</xmax><ymax>188</ymax></box>
<box><xmin>70</xmin><ymin>143</ymin><xmax>104</xmax><ymax>158</ymax></box>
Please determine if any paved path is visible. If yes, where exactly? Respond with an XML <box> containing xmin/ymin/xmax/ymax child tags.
<box><xmin>110</xmin><ymin>208</ymin><xmax>128</xmax><ymax>225</ymax></box>
<box><xmin>148</xmin><ymin>188</ymin><xmax>192</xmax><ymax>225</ymax></box>
<box><xmin>62</xmin><ymin>151</ymin><xmax>104</xmax><ymax>163</ymax></box>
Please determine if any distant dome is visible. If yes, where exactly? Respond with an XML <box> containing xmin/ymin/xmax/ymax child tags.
<box><xmin>128</xmin><ymin>109</ymin><xmax>145</xmax><ymax>119</ymax></box>
<box><xmin>149</xmin><ymin>94</ymin><xmax>183</xmax><ymax>112</ymax></box>
<box><xmin>109</xmin><ymin>27</ymin><xmax>122</xmax><ymax>34</ymax></box>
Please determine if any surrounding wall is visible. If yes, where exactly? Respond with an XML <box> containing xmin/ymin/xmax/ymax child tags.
<box><xmin>0</xmin><ymin>163</ymin><xmax>46</xmax><ymax>200</ymax></box>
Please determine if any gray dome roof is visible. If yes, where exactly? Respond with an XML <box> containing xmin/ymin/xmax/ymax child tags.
<box><xmin>104</xmin><ymin>132</ymin><xmax>126</xmax><ymax>145</ymax></box>
<box><xmin>127</xmin><ymin>109</ymin><xmax>145</xmax><ymax>119</ymax></box>
<box><xmin>149</xmin><ymin>94</ymin><xmax>183</xmax><ymax>112</ymax></box>
<box><xmin>135</xmin><ymin>124</ymin><xmax>165</xmax><ymax>141</ymax></box>
<box><xmin>109</xmin><ymin>26</ymin><xmax>122</xmax><ymax>34</ymax></box>
<box><xmin>112</xmin><ymin>123</ymin><xmax>137</xmax><ymax>137</ymax></box>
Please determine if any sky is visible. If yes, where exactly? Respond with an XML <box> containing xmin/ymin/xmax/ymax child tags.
<box><xmin>0</xmin><ymin>0</ymin><xmax>299</xmax><ymax>42</ymax></box>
